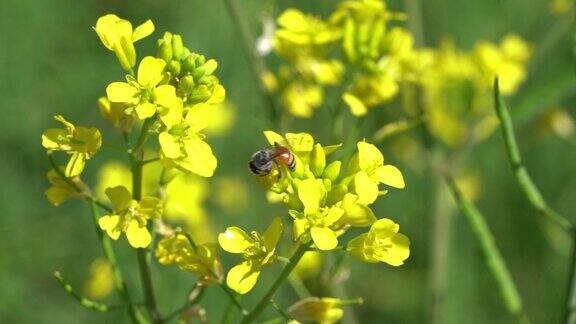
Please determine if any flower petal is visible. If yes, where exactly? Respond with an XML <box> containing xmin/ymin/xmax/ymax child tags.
<box><xmin>98</xmin><ymin>215</ymin><xmax>122</xmax><ymax>240</ymax></box>
<box><xmin>106</xmin><ymin>82</ymin><xmax>138</xmax><ymax>103</ymax></box>
<box><xmin>354</xmin><ymin>171</ymin><xmax>379</xmax><ymax>205</ymax></box>
<box><xmin>311</xmin><ymin>226</ymin><xmax>338</xmax><ymax>251</ymax></box>
<box><xmin>135</xmin><ymin>102</ymin><xmax>157</xmax><ymax>119</ymax></box>
<box><xmin>263</xmin><ymin>217</ymin><xmax>283</xmax><ymax>252</ymax></box>
<box><xmin>374</xmin><ymin>165</ymin><xmax>405</xmax><ymax>189</ymax></box>
<box><xmin>105</xmin><ymin>185</ymin><xmax>132</xmax><ymax>210</ymax></box>
<box><xmin>132</xmin><ymin>20</ymin><xmax>155</xmax><ymax>42</ymax></box>
<box><xmin>380</xmin><ymin>233</ymin><xmax>410</xmax><ymax>266</ymax></box>
<box><xmin>263</xmin><ymin>130</ymin><xmax>285</xmax><ymax>146</ymax></box>
<box><xmin>357</xmin><ymin>141</ymin><xmax>384</xmax><ymax>171</ymax></box>
<box><xmin>226</xmin><ymin>262</ymin><xmax>260</xmax><ymax>294</ymax></box>
<box><xmin>126</xmin><ymin>220</ymin><xmax>152</xmax><ymax>248</ymax></box>
<box><xmin>137</xmin><ymin>56</ymin><xmax>166</xmax><ymax>87</ymax></box>
<box><xmin>297</xmin><ymin>179</ymin><xmax>324</xmax><ymax>215</ymax></box>
<box><xmin>218</xmin><ymin>227</ymin><xmax>253</xmax><ymax>253</ymax></box>
<box><xmin>182</xmin><ymin>138</ymin><xmax>217</xmax><ymax>177</ymax></box>
<box><xmin>343</xmin><ymin>93</ymin><xmax>367</xmax><ymax>116</ymax></box>
<box><xmin>159</xmin><ymin>132</ymin><xmax>182</xmax><ymax>159</ymax></box>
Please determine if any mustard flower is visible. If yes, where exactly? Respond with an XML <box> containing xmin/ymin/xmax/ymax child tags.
<box><xmin>347</xmin><ymin>218</ymin><xmax>410</xmax><ymax>265</ymax></box>
<box><xmin>106</xmin><ymin>56</ymin><xmax>181</xmax><ymax>121</ymax></box>
<box><xmin>291</xmin><ymin>178</ymin><xmax>344</xmax><ymax>250</ymax></box>
<box><xmin>45</xmin><ymin>168</ymin><xmax>87</xmax><ymax>206</ymax></box>
<box><xmin>94</xmin><ymin>14</ymin><xmax>154</xmax><ymax>71</ymax></box>
<box><xmin>159</xmin><ymin>103</ymin><xmax>217</xmax><ymax>177</ymax></box>
<box><xmin>288</xmin><ymin>297</ymin><xmax>345</xmax><ymax>324</ymax></box>
<box><xmin>156</xmin><ymin>233</ymin><xmax>222</xmax><ymax>284</ymax></box>
<box><xmin>281</xmin><ymin>82</ymin><xmax>324</xmax><ymax>118</ymax></box>
<box><xmin>274</xmin><ymin>9</ymin><xmax>341</xmax><ymax>54</ymax></box>
<box><xmin>218</xmin><ymin>217</ymin><xmax>282</xmax><ymax>294</ymax></box>
<box><xmin>98</xmin><ymin>185</ymin><xmax>162</xmax><ymax>248</ymax></box>
<box><xmin>347</xmin><ymin>141</ymin><xmax>405</xmax><ymax>205</ymax></box>
<box><xmin>41</xmin><ymin>115</ymin><xmax>102</xmax><ymax>177</ymax></box>
<box><xmin>97</xmin><ymin>97</ymin><xmax>133</xmax><ymax>132</ymax></box>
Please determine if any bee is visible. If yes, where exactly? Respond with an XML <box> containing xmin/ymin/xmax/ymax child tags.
<box><xmin>249</xmin><ymin>143</ymin><xmax>296</xmax><ymax>176</ymax></box>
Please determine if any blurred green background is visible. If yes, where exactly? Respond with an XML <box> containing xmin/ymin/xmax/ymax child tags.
<box><xmin>1</xmin><ymin>0</ymin><xmax>575</xmax><ymax>323</ymax></box>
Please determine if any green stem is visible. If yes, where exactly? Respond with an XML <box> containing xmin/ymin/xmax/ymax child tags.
<box><xmin>270</xmin><ymin>300</ymin><xmax>291</xmax><ymax>320</ymax></box>
<box><xmin>220</xmin><ymin>300</ymin><xmax>236</xmax><ymax>324</ymax></box>
<box><xmin>89</xmin><ymin>200</ymin><xmax>146</xmax><ymax>323</ymax></box>
<box><xmin>445</xmin><ymin>175</ymin><xmax>531</xmax><ymax>324</ymax></box>
<box><xmin>222</xmin><ymin>0</ymin><xmax>278</xmax><ymax>125</ymax></box>
<box><xmin>129</xmin><ymin>124</ymin><xmax>162</xmax><ymax>324</ymax></box>
<box><xmin>241</xmin><ymin>242</ymin><xmax>311</xmax><ymax>324</ymax></box>
<box><xmin>493</xmin><ymin>78</ymin><xmax>572</xmax><ymax>232</ymax></box>
<box><xmin>53</xmin><ymin>271</ymin><xmax>110</xmax><ymax>312</ymax></box>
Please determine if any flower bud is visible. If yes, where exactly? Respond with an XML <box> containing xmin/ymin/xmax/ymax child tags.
<box><xmin>310</xmin><ymin>143</ymin><xmax>326</xmax><ymax>177</ymax></box>
<box><xmin>326</xmin><ymin>184</ymin><xmax>347</xmax><ymax>206</ymax></box>
<box><xmin>195</xmin><ymin>54</ymin><xmax>206</xmax><ymax>66</ymax></box>
<box><xmin>322</xmin><ymin>160</ymin><xmax>341</xmax><ymax>181</ymax></box>
<box><xmin>203</xmin><ymin>59</ymin><xmax>218</xmax><ymax>75</ymax></box>
<box><xmin>167</xmin><ymin>60</ymin><xmax>181</xmax><ymax>76</ymax></box>
<box><xmin>178</xmin><ymin>75</ymin><xmax>195</xmax><ymax>94</ymax></box>
<box><xmin>171</xmin><ymin>34</ymin><xmax>184</xmax><ymax>59</ymax></box>
<box><xmin>158</xmin><ymin>40</ymin><xmax>173</xmax><ymax>62</ymax></box>
<box><xmin>188</xmin><ymin>86</ymin><xmax>212</xmax><ymax>103</ymax></box>
<box><xmin>192</xmin><ymin>66</ymin><xmax>206</xmax><ymax>80</ymax></box>
<box><xmin>182</xmin><ymin>55</ymin><xmax>196</xmax><ymax>72</ymax></box>
<box><xmin>288</xmin><ymin>297</ymin><xmax>344</xmax><ymax>323</ymax></box>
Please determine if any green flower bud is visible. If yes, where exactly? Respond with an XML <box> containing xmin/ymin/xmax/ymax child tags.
<box><xmin>188</xmin><ymin>86</ymin><xmax>212</xmax><ymax>103</ymax></box>
<box><xmin>182</xmin><ymin>55</ymin><xmax>196</xmax><ymax>72</ymax></box>
<box><xmin>197</xmin><ymin>75</ymin><xmax>213</xmax><ymax>86</ymax></box>
<box><xmin>195</xmin><ymin>55</ymin><xmax>206</xmax><ymax>66</ymax></box>
<box><xmin>322</xmin><ymin>178</ymin><xmax>332</xmax><ymax>191</ymax></box>
<box><xmin>326</xmin><ymin>184</ymin><xmax>348</xmax><ymax>206</ymax></box>
<box><xmin>158</xmin><ymin>41</ymin><xmax>173</xmax><ymax>62</ymax></box>
<box><xmin>322</xmin><ymin>161</ymin><xmax>341</xmax><ymax>181</ymax></box>
<box><xmin>203</xmin><ymin>59</ymin><xmax>218</xmax><ymax>75</ymax></box>
<box><xmin>178</xmin><ymin>75</ymin><xmax>195</xmax><ymax>93</ymax></box>
<box><xmin>192</xmin><ymin>66</ymin><xmax>206</xmax><ymax>80</ymax></box>
<box><xmin>171</xmin><ymin>34</ymin><xmax>184</xmax><ymax>59</ymax></box>
<box><xmin>181</xmin><ymin>47</ymin><xmax>191</xmax><ymax>59</ymax></box>
<box><xmin>167</xmin><ymin>60</ymin><xmax>181</xmax><ymax>76</ymax></box>
<box><xmin>310</xmin><ymin>143</ymin><xmax>326</xmax><ymax>177</ymax></box>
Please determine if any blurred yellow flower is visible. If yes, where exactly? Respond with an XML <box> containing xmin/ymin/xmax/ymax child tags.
<box><xmin>41</xmin><ymin>115</ymin><xmax>102</xmax><ymax>177</ymax></box>
<box><xmin>156</xmin><ymin>233</ymin><xmax>222</xmax><ymax>284</ymax></box>
<box><xmin>293</xmin><ymin>251</ymin><xmax>323</xmax><ymax>279</ymax></box>
<box><xmin>288</xmin><ymin>297</ymin><xmax>345</xmax><ymax>324</ymax></box>
<box><xmin>98</xmin><ymin>97</ymin><xmax>133</xmax><ymax>132</ymax></box>
<box><xmin>347</xmin><ymin>218</ymin><xmax>410</xmax><ymax>265</ymax></box>
<box><xmin>98</xmin><ymin>185</ymin><xmax>162</xmax><ymax>248</ymax></box>
<box><xmin>93</xmin><ymin>14</ymin><xmax>154</xmax><ymax>71</ymax></box>
<box><xmin>83</xmin><ymin>258</ymin><xmax>114</xmax><ymax>300</ymax></box>
<box><xmin>45</xmin><ymin>167</ymin><xmax>87</xmax><ymax>206</ymax></box>
<box><xmin>213</xmin><ymin>176</ymin><xmax>248</xmax><ymax>214</ymax></box>
<box><xmin>218</xmin><ymin>217</ymin><xmax>282</xmax><ymax>294</ymax></box>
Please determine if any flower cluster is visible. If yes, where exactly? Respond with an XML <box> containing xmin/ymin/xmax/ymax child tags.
<box><xmin>421</xmin><ymin>36</ymin><xmax>531</xmax><ymax>146</ymax></box>
<box><xmin>251</xmin><ymin>131</ymin><xmax>410</xmax><ymax>261</ymax></box>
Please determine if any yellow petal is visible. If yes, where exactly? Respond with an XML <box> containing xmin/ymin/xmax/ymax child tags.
<box><xmin>126</xmin><ymin>220</ymin><xmax>152</xmax><ymax>248</ymax></box>
<box><xmin>311</xmin><ymin>227</ymin><xmax>338</xmax><ymax>251</ymax></box>
<box><xmin>64</xmin><ymin>152</ymin><xmax>86</xmax><ymax>177</ymax></box>
<box><xmin>371</xmin><ymin>218</ymin><xmax>400</xmax><ymax>238</ymax></box>
<box><xmin>346</xmin><ymin>233</ymin><xmax>368</xmax><ymax>260</ymax></box>
<box><xmin>263</xmin><ymin>130</ymin><xmax>285</xmax><ymax>146</ymax></box>
<box><xmin>375</xmin><ymin>165</ymin><xmax>405</xmax><ymax>189</ymax></box>
<box><xmin>105</xmin><ymin>186</ymin><xmax>132</xmax><ymax>210</ymax></box>
<box><xmin>159</xmin><ymin>133</ymin><xmax>182</xmax><ymax>159</ymax></box>
<box><xmin>132</xmin><ymin>20</ymin><xmax>155</xmax><ymax>42</ymax></box>
<box><xmin>354</xmin><ymin>171</ymin><xmax>379</xmax><ymax>205</ymax></box>
<box><xmin>357</xmin><ymin>141</ymin><xmax>384</xmax><ymax>171</ymax></box>
<box><xmin>135</xmin><ymin>102</ymin><xmax>157</xmax><ymax>119</ymax></box>
<box><xmin>297</xmin><ymin>179</ymin><xmax>324</xmax><ymax>215</ymax></box>
<box><xmin>182</xmin><ymin>138</ymin><xmax>217</xmax><ymax>177</ymax></box>
<box><xmin>106</xmin><ymin>82</ymin><xmax>138</xmax><ymax>103</ymax></box>
<box><xmin>343</xmin><ymin>93</ymin><xmax>367</xmax><ymax>116</ymax></box>
<box><xmin>137</xmin><ymin>56</ymin><xmax>166</xmax><ymax>87</ymax></box>
<box><xmin>277</xmin><ymin>9</ymin><xmax>309</xmax><ymax>33</ymax></box>
<box><xmin>263</xmin><ymin>217</ymin><xmax>283</xmax><ymax>251</ymax></box>
<box><xmin>226</xmin><ymin>262</ymin><xmax>260</xmax><ymax>294</ymax></box>
<box><xmin>285</xmin><ymin>133</ymin><xmax>314</xmax><ymax>153</ymax></box>
<box><xmin>207</xmin><ymin>84</ymin><xmax>226</xmax><ymax>104</ymax></box>
<box><xmin>98</xmin><ymin>215</ymin><xmax>121</xmax><ymax>240</ymax></box>
<box><xmin>341</xmin><ymin>194</ymin><xmax>376</xmax><ymax>227</ymax></box>
<box><xmin>380</xmin><ymin>233</ymin><xmax>410</xmax><ymax>266</ymax></box>
<box><xmin>324</xmin><ymin>207</ymin><xmax>344</xmax><ymax>226</ymax></box>
<box><xmin>218</xmin><ymin>227</ymin><xmax>253</xmax><ymax>253</ymax></box>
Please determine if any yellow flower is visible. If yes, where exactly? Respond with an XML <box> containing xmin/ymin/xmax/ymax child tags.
<box><xmin>347</xmin><ymin>141</ymin><xmax>404</xmax><ymax>204</ymax></box>
<box><xmin>106</xmin><ymin>56</ymin><xmax>182</xmax><ymax>122</ymax></box>
<box><xmin>292</xmin><ymin>251</ymin><xmax>323</xmax><ymax>279</ymax></box>
<box><xmin>94</xmin><ymin>14</ymin><xmax>154</xmax><ymax>71</ymax></box>
<box><xmin>213</xmin><ymin>177</ymin><xmax>248</xmax><ymax>214</ymax></box>
<box><xmin>159</xmin><ymin>103</ymin><xmax>217</xmax><ymax>177</ymax></box>
<box><xmin>83</xmin><ymin>259</ymin><xmax>114</xmax><ymax>300</ymax></box>
<box><xmin>282</xmin><ymin>82</ymin><xmax>324</xmax><ymax>118</ymax></box>
<box><xmin>41</xmin><ymin>115</ymin><xmax>102</xmax><ymax>177</ymax></box>
<box><xmin>98</xmin><ymin>185</ymin><xmax>162</xmax><ymax>248</ymax></box>
<box><xmin>288</xmin><ymin>297</ymin><xmax>344</xmax><ymax>324</ymax></box>
<box><xmin>347</xmin><ymin>218</ymin><xmax>410</xmax><ymax>265</ymax></box>
<box><xmin>218</xmin><ymin>217</ymin><xmax>282</xmax><ymax>294</ymax></box>
<box><xmin>45</xmin><ymin>168</ymin><xmax>87</xmax><ymax>206</ymax></box>
<box><xmin>274</xmin><ymin>9</ymin><xmax>341</xmax><ymax>53</ymax></box>
<box><xmin>98</xmin><ymin>97</ymin><xmax>133</xmax><ymax>132</ymax></box>
<box><xmin>291</xmin><ymin>179</ymin><xmax>344</xmax><ymax>250</ymax></box>
<box><xmin>342</xmin><ymin>72</ymin><xmax>399</xmax><ymax>116</ymax></box>
<box><xmin>95</xmin><ymin>160</ymin><xmax>161</xmax><ymax>201</ymax></box>
<box><xmin>156</xmin><ymin>233</ymin><xmax>222</xmax><ymax>284</ymax></box>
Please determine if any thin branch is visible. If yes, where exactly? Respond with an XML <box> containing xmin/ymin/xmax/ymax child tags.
<box><xmin>54</xmin><ymin>271</ymin><xmax>110</xmax><ymax>312</ymax></box>
<box><xmin>444</xmin><ymin>175</ymin><xmax>531</xmax><ymax>324</ymax></box>
<box><xmin>270</xmin><ymin>300</ymin><xmax>291</xmax><ymax>320</ymax></box>
<box><xmin>493</xmin><ymin>77</ymin><xmax>572</xmax><ymax>232</ymax></box>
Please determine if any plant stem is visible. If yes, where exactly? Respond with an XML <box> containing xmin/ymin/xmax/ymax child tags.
<box><xmin>130</xmin><ymin>123</ymin><xmax>162</xmax><ymax>324</ymax></box>
<box><xmin>444</xmin><ymin>175</ymin><xmax>531</xmax><ymax>324</ymax></box>
<box><xmin>493</xmin><ymin>78</ymin><xmax>572</xmax><ymax>232</ymax></box>
<box><xmin>222</xmin><ymin>0</ymin><xmax>278</xmax><ymax>125</ymax></box>
<box><xmin>89</xmin><ymin>200</ymin><xmax>146</xmax><ymax>323</ymax></box>
<box><xmin>53</xmin><ymin>271</ymin><xmax>110</xmax><ymax>312</ymax></box>
<box><xmin>564</xmin><ymin>234</ymin><xmax>576</xmax><ymax>324</ymax></box>
<box><xmin>241</xmin><ymin>242</ymin><xmax>311</xmax><ymax>324</ymax></box>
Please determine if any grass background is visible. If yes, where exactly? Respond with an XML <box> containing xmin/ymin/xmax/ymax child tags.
<box><xmin>0</xmin><ymin>0</ymin><xmax>575</xmax><ymax>323</ymax></box>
